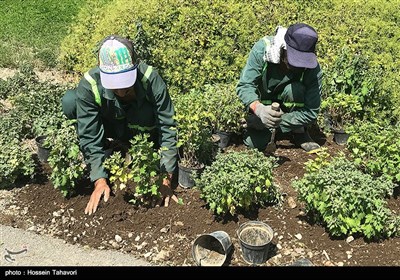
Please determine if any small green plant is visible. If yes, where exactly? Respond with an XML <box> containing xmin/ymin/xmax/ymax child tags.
<box><xmin>347</xmin><ymin>121</ymin><xmax>400</xmax><ymax>183</ymax></box>
<box><xmin>104</xmin><ymin>133</ymin><xmax>164</xmax><ymax>206</ymax></box>
<box><xmin>321</xmin><ymin>92</ymin><xmax>362</xmax><ymax>132</ymax></box>
<box><xmin>195</xmin><ymin>149</ymin><xmax>281</xmax><ymax>216</ymax></box>
<box><xmin>293</xmin><ymin>153</ymin><xmax>399</xmax><ymax>239</ymax></box>
<box><xmin>202</xmin><ymin>83</ymin><xmax>246</xmax><ymax>134</ymax></box>
<box><xmin>173</xmin><ymin>90</ymin><xmax>214</xmax><ymax>168</ymax></box>
<box><xmin>47</xmin><ymin>119</ymin><xmax>86</xmax><ymax>197</ymax></box>
<box><xmin>0</xmin><ymin>136</ymin><xmax>35</xmax><ymax>188</ymax></box>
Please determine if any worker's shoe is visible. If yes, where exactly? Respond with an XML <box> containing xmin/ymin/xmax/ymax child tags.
<box><xmin>292</xmin><ymin>127</ymin><xmax>320</xmax><ymax>152</ymax></box>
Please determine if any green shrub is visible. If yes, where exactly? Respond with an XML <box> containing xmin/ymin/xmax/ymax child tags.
<box><xmin>104</xmin><ymin>134</ymin><xmax>164</xmax><ymax>206</ymax></box>
<box><xmin>1</xmin><ymin>66</ymin><xmax>67</xmax><ymax>138</ymax></box>
<box><xmin>196</xmin><ymin>150</ymin><xmax>281</xmax><ymax>216</ymax></box>
<box><xmin>320</xmin><ymin>47</ymin><xmax>390</xmax><ymax>128</ymax></box>
<box><xmin>173</xmin><ymin>90</ymin><xmax>214</xmax><ymax>168</ymax></box>
<box><xmin>47</xmin><ymin>119</ymin><xmax>86</xmax><ymax>197</ymax></box>
<box><xmin>347</xmin><ymin>121</ymin><xmax>400</xmax><ymax>183</ymax></box>
<box><xmin>202</xmin><ymin>83</ymin><xmax>246</xmax><ymax>134</ymax></box>
<box><xmin>58</xmin><ymin>0</ymin><xmax>113</xmax><ymax>72</ymax></box>
<box><xmin>0</xmin><ymin>137</ymin><xmax>35</xmax><ymax>189</ymax></box>
<box><xmin>293</xmin><ymin>153</ymin><xmax>399</xmax><ymax>239</ymax></box>
<box><xmin>59</xmin><ymin>0</ymin><xmax>262</xmax><ymax>95</ymax></box>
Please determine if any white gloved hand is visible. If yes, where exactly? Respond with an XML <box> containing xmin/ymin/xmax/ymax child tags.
<box><xmin>254</xmin><ymin>103</ymin><xmax>283</xmax><ymax>128</ymax></box>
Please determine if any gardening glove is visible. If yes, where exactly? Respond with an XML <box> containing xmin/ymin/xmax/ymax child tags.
<box><xmin>245</xmin><ymin>114</ymin><xmax>265</xmax><ymax>130</ymax></box>
<box><xmin>157</xmin><ymin>173</ymin><xmax>179</xmax><ymax>207</ymax></box>
<box><xmin>85</xmin><ymin>178</ymin><xmax>110</xmax><ymax>215</ymax></box>
<box><xmin>254</xmin><ymin>103</ymin><xmax>283</xmax><ymax>128</ymax></box>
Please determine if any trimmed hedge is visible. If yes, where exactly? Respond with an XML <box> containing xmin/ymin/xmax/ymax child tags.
<box><xmin>59</xmin><ymin>0</ymin><xmax>400</xmax><ymax>120</ymax></box>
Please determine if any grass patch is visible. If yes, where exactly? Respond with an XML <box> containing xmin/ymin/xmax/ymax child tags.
<box><xmin>0</xmin><ymin>0</ymin><xmax>84</xmax><ymax>68</ymax></box>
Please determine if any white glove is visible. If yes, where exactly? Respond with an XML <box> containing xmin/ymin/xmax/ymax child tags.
<box><xmin>254</xmin><ymin>103</ymin><xmax>283</xmax><ymax>128</ymax></box>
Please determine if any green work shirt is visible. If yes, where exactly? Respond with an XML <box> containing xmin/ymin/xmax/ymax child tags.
<box><xmin>75</xmin><ymin>63</ymin><xmax>177</xmax><ymax>182</ymax></box>
<box><xmin>236</xmin><ymin>36</ymin><xmax>323</xmax><ymax>133</ymax></box>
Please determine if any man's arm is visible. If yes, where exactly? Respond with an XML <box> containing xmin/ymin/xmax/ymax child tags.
<box><xmin>75</xmin><ymin>78</ymin><xmax>108</xmax><ymax>182</ymax></box>
<box><xmin>148</xmin><ymin>70</ymin><xmax>178</xmax><ymax>175</ymax></box>
<box><xmin>236</xmin><ymin>38</ymin><xmax>267</xmax><ymax>111</ymax></box>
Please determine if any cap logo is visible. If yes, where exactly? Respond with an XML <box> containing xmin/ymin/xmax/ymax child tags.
<box><xmin>99</xmin><ymin>40</ymin><xmax>134</xmax><ymax>73</ymax></box>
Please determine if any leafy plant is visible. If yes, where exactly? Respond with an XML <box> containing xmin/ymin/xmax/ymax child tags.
<box><xmin>321</xmin><ymin>92</ymin><xmax>362</xmax><ymax>132</ymax></box>
<box><xmin>104</xmin><ymin>133</ymin><xmax>165</xmax><ymax>206</ymax></box>
<box><xmin>293</xmin><ymin>153</ymin><xmax>399</xmax><ymax>239</ymax></box>
<box><xmin>202</xmin><ymin>83</ymin><xmax>246</xmax><ymax>134</ymax></box>
<box><xmin>347</xmin><ymin>121</ymin><xmax>400</xmax><ymax>183</ymax></box>
<box><xmin>0</xmin><ymin>136</ymin><xmax>35</xmax><ymax>189</ymax></box>
<box><xmin>195</xmin><ymin>149</ymin><xmax>281</xmax><ymax>216</ymax></box>
<box><xmin>1</xmin><ymin>65</ymin><xmax>67</xmax><ymax>138</ymax></box>
<box><xmin>47</xmin><ymin>119</ymin><xmax>86</xmax><ymax>197</ymax></box>
<box><xmin>173</xmin><ymin>90</ymin><xmax>214</xmax><ymax>168</ymax></box>
<box><xmin>320</xmin><ymin>46</ymin><xmax>389</xmax><ymax>130</ymax></box>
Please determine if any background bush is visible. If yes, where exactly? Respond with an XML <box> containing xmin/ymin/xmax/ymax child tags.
<box><xmin>58</xmin><ymin>1</ymin><xmax>398</xmax><ymax>104</ymax></box>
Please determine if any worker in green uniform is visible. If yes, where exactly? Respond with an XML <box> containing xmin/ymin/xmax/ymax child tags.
<box><xmin>62</xmin><ymin>35</ymin><xmax>178</xmax><ymax>215</ymax></box>
<box><xmin>237</xmin><ymin>23</ymin><xmax>323</xmax><ymax>152</ymax></box>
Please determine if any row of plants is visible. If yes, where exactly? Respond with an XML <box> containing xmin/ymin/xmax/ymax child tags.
<box><xmin>0</xmin><ymin>66</ymin><xmax>69</xmax><ymax>188</ymax></box>
<box><xmin>1</xmin><ymin>66</ymin><xmax>399</xmax><ymax>238</ymax></box>
<box><xmin>0</xmin><ymin>69</ymin><xmax>265</xmax><ymax>215</ymax></box>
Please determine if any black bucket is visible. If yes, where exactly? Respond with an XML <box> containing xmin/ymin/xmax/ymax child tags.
<box><xmin>192</xmin><ymin>231</ymin><xmax>232</xmax><ymax>266</ymax></box>
<box><xmin>237</xmin><ymin>221</ymin><xmax>273</xmax><ymax>265</ymax></box>
<box><xmin>35</xmin><ymin>135</ymin><xmax>50</xmax><ymax>163</ymax></box>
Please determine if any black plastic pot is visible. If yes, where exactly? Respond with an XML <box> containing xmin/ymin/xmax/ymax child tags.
<box><xmin>333</xmin><ymin>130</ymin><xmax>349</xmax><ymax>145</ymax></box>
<box><xmin>192</xmin><ymin>231</ymin><xmax>232</xmax><ymax>266</ymax></box>
<box><xmin>178</xmin><ymin>162</ymin><xmax>204</xmax><ymax>189</ymax></box>
<box><xmin>35</xmin><ymin>135</ymin><xmax>50</xmax><ymax>163</ymax></box>
<box><xmin>237</xmin><ymin>221</ymin><xmax>273</xmax><ymax>265</ymax></box>
<box><xmin>216</xmin><ymin>130</ymin><xmax>232</xmax><ymax>149</ymax></box>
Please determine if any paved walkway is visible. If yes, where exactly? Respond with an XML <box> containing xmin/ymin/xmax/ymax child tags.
<box><xmin>0</xmin><ymin>225</ymin><xmax>150</xmax><ymax>267</ymax></box>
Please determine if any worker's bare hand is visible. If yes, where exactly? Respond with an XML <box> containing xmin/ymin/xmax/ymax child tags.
<box><xmin>85</xmin><ymin>178</ymin><xmax>110</xmax><ymax>215</ymax></box>
<box><xmin>155</xmin><ymin>174</ymin><xmax>178</xmax><ymax>207</ymax></box>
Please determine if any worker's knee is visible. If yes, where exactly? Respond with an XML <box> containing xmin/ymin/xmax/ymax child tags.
<box><xmin>62</xmin><ymin>89</ymin><xmax>77</xmax><ymax>119</ymax></box>
<box><xmin>243</xmin><ymin>128</ymin><xmax>271</xmax><ymax>151</ymax></box>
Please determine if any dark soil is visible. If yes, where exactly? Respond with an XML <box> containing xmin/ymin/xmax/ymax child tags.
<box><xmin>1</xmin><ymin>129</ymin><xmax>399</xmax><ymax>266</ymax></box>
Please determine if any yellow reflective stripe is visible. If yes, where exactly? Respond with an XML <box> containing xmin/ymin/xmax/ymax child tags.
<box><xmin>84</xmin><ymin>72</ymin><xmax>102</xmax><ymax>106</ymax></box>
<box><xmin>262</xmin><ymin>100</ymin><xmax>304</xmax><ymax>108</ymax></box>
<box><xmin>141</xmin><ymin>66</ymin><xmax>153</xmax><ymax>91</ymax></box>
<box><xmin>261</xmin><ymin>100</ymin><xmax>272</xmax><ymax>105</ymax></box>
<box><xmin>283</xmin><ymin>102</ymin><xmax>304</xmax><ymax>108</ymax></box>
<box><xmin>128</xmin><ymin>124</ymin><xmax>156</xmax><ymax>131</ymax></box>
